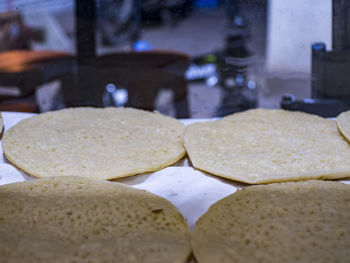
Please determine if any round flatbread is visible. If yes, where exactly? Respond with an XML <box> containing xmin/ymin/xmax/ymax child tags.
<box><xmin>337</xmin><ymin>110</ymin><xmax>350</xmax><ymax>142</ymax></box>
<box><xmin>0</xmin><ymin>176</ymin><xmax>191</xmax><ymax>263</ymax></box>
<box><xmin>184</xmin><ymin>109</ymin><xmax>350</xmax><ymax>184</ymax></box>
<box><xmin>2</xmin><ymin>107</ymin><xmax>185</xmax><ymax>180</ymax></box>
<box><xmin>192</xmin><ymin>180</ymin><xmax>350</xmax><ymax>263</ymax></box>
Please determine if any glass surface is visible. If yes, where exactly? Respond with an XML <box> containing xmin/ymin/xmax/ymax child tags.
<box><xmin>0</xmin><ymin>0</ymin><xmax>347</xmax><ymax>118</ymax></box>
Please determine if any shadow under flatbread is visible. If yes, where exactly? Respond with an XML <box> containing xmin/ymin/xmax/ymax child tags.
<box><xmin>112</xmin><ymin>172</ymin><xmax>153</xmax><ymax>185</ymax></box>
<box><xmin>0</xmin><ymin>126</ymin><xmax>4</xmax><ymax>140</ymax></box>
<box><xmin>184</xmin><ymin>154</ymin><xmax>192</xmax><ymax>167</ymax></box>
<box><xmin>172</xmin><ymin>154</ymin><xmax>190</xmax><ymax>167</ymax></box>
<box><xmin>198</xmin><ymin>169</ymin><xmax>249</xmax><ymax>189</ymax></box>
<box><xmin>2</xmin><ymin>153</ymin><xmax>6</xmax><ymax>163</ymax></box>
<box><xmin>191</xmin><ymin>164</ymin><xmax>350</xmax><ymax>188</ymax></box>
<box><xmin>187</xmin><ymin>254</ymin><xmax>196</xmax><ymax>263</ymax></box>
<box><xmin>115</xmin><ymin>155</ymin><xmax>192</xmax><ymax>185</ymax></box>
<box><xmin>338</xmin><ymin>177</ymin><xmax>350</xmax><ymax>183</ymax></box>
<box><xmin>3</xmin><ymin>154</ymin><xmax>37</xmax><ymax>181</ymax></box>
<box><xmin>2</xmin><ymin>151</ymin><xmax>177</xmax><ymax>185</ymax></box>
<box><xmin>181</xmin><ymin>153</ymin><xmax>248</xmax><ymax>188</ymax></box>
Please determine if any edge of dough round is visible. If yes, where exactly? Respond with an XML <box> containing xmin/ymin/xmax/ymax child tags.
<box><xmin>337</xmin><ymin>110</ymin><xmax>350</xmax><ymax>142</ymax></box>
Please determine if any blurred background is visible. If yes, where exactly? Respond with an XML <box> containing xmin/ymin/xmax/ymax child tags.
<box><xmin>0</xmin><ymin>0</ymin><xmax>348</xmax><ymax>118</ymax></box>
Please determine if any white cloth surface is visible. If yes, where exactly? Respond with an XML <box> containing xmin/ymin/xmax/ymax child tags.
<box><xmin>0</xmin><ymin>112</ymin><xmax>234</xmax><ymax>229</ymax></box>
<box><xmin>0</xmin><ymin>112</ymin><xmax>349</xmax><ymax>230</ymax></box>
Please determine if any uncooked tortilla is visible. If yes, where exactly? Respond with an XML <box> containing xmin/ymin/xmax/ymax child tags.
<box><xmin>0</xmin><ymin>176</ymin><xmax>191</xmax><ymax>263</ymax></box>
<box><xmin>192</xmin><ymin>180</ymin><xmax>350</xmax><ymax>263</ymax></box>
<box><xmin>184</xmin><ymin>109</ymin><xmax>350</xmax><ymax>184</ymax></box>
<box><xmin>2</xmin><ymin>107</ymin><xmax>185</xmax><ymax>180</ymax></box>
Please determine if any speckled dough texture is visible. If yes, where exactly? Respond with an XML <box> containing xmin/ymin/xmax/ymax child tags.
<box><xmin>2</xmin><ymin>107</ymin><xmax>185</xmax><ymax>180</ymax></box>
<box><xmin>192</xmin><ymin>180</ymin><xmax>350</xmax><ymax>263</ymax></box>
<box><xmin>184</xmin><ymin>109</ymin><xmax>350</xmax><ymax>184</ymax></box>
<box><xmin>337</xmin><ymin>110</ymin><xmax>350</xmax><ymax>142</ymax></box>
<box><xmin>0</xmin><ymin>177</ymin><xmax>191</xmax><ymax>263</ymax></box>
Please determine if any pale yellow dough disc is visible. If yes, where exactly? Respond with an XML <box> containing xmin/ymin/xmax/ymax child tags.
<box><xmin>337</xmin><ymin>110</ymin><xmax>350</xmax><ymax>142</ymax></box>
<box><xmin>184</xmin><ymin>109</ymin><xmax>350</xmax><ymax>184</ymax></box>
<box><xmin>0</xmin><ymin>176</ymin><xmax>191</xmax><ymax>263</ymax></box>
<box><xmin>2</xmin><ymin>107</ymin><xmax>185</xmax><ymax>180</ymax></box>
<box><xmin>192</xmin><ymin>180</ymin><xmax>350</xmax><ymax>263</ymax></box>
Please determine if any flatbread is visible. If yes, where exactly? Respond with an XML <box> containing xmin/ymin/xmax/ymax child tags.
<box><xmin>2</xmin><ymin>107</ymin><xmax>185</xmax><ymax>180</ymax></box>
<box><xmin>184</xmin><ymin>109</ymin><xmax>350</xmax><ymax>184</ymax></box>
<box><xmin>0</xmin><ymin>176</ymin><xmax>191</xmax><ymax>263</ymax></box>
<box><xmin>337</xmin><ymin>110</ymin><xmax>350</xmax><ymax>142</ymax></box>
<box><xmin>192</xmin><ymin>180</ymin><xmax>350</xmax><ymax>263</ymax></box>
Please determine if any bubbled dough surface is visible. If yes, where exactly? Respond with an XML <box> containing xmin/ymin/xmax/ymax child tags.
<box><xmin>0</xmin><ymin>176</ymin><xmax>191</xmax><ymax>263</ymax></box>
<box><xmin>185</xmin><ymin>109</ymin><xmax>350</xmax><ymax>184</ymax></box>
<box><xmin>192</xmin><ymin>180</ymin><xmax>350</xmax><ymax>263</ymax></box>
<box><xmin>2</xmin><ymin>107</ymin><xmax>186</xmax><ymax>180</ymax></box>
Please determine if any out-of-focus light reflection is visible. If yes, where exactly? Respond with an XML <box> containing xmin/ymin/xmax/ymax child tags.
<box><xmin>106</xmin><ymin>83</ymin><xmax>116</xmax><ymax>93</ymax></box>
<box><xmin>247</xmin><ymin>80</ymin><xmax>256</xmax><ymax>90</ymax></box>
<box><xmin>105</xmin><ymin>83</ymin><xmax>128</xmax><ymax>107</ymax></box>
<box><xmin>206</xmin><ymin>76</ymin><xmax>218</xmax><ymax>87</ymax></box>
<box><xmin>186</xmin><ymin>64</ymin><xmax>216</xmax><ymax>80</ymax></box>
<box><xmin>113</xmin><ymin>88</ymin><xmax>128</xmax><ymax>106</ymax></box>
<box><xmin>134</xmin><ymin>41</ymin><xmax>152</xmax><ymax>51</ymax></box>
<box><xmin>235</xmin><ymin>74</ymin><xmax>244</xmax><ymax>85</ymax></box>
